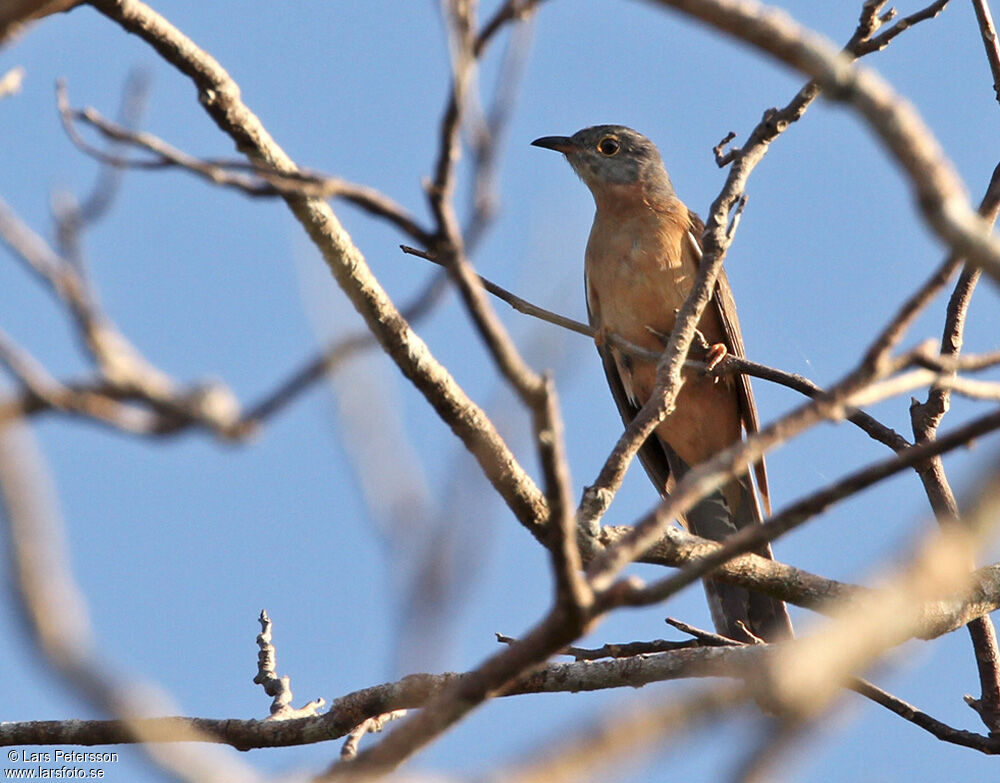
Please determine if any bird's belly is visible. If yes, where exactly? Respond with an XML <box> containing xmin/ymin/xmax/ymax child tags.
<box><xmin>586</xmin><ymin>243</ymin><xmax>693</xmax><ymax>351</ymax></box>
<box><xmin>585</xmin><ymin>242</ymin><xmax>742</xmax><ymax>468</ymax></box>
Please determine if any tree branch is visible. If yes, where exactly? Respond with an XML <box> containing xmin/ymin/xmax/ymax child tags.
<box><xmin>650</xmin><ymin>0</ymin><xmax>1000</xmax><ymax>283</ymax></box>
<box><xmin>87</xmin><ymin>0</ymin><xmax>550</xmax><ymax>535</ymax></box>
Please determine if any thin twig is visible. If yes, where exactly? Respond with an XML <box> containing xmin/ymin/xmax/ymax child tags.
<box><xmin>89</xmin><ymin>0</ymin><xmax>550</xmax><ymax>533</ymax></box>
<box><xmin>53</xmin><ymin>70</ymin><xmax>151</xmax><ymax>269</ymax></box>
<box><xmin>854</xmin><ymin>0</ymin><xmax>951</xmax><ymax>54</ymax></box>
<box><xmin>973</xmin><ymin>0</ymin><xmax>1000</xmax><ymax>104</ymax></box>
<box><xmin>617</xmin><ymin>404</ymin><xmax>1000</xmax><ymax>616</ymax></box>
<box><xmin>0</xmin><ymin>423</ymin><xmax>264</xmax><ymax>780</ymax></box>
<box><xmin>56</xmin><ymin>81</ymin><xmax>435</xmax><ymax>246</ymax></box>
<box><xmin>665</xmin><ymin>617</ymin><xmax>744</xmax><ymax>647</ymax></box>
<box><xmin>907</xmin><ymin>161</ymin><xmax>1000</xmax><ymax>733</ymax></box>
<box><xmin>655</xmin><ymin>0</ymin><xmax>1000</xmax><ymax>281</ymax></box>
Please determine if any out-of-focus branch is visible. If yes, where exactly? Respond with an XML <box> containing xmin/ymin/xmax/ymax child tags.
<box><xmin>739</xmin><ymin>472</ymin><xmax>1000</xmax><ymax>776</ymax></box>
<box><xmin>0</xmin><ymin>66</ymin><xmax>25</xmax><ymax>99</ymax></box>
<box><xmin>0</xmin><ymin>329</ymin><xmax>158</xmax><ymax>433</ymax></box>
<box><xmin>0</xmin><ymin>195</ymin><xmax>245</xmax><ymax>436</ymax></box>
<box><xmin>499</xmin><ymin>685</ymin><xmax>747</xmax><ymax>783</ymax></box>
<box><xmin>0</xmin><ymin>194</ymin><xmax>173</xmax><ymax>396</ymax></box>
<box><xmin>240</xmin><ymin>272</ymin><xmax>448</xmax><ymax>432</ymax></box>
<box><xmin>53</xmin><ymin>70</ymin><xmax>150</xmax><ymax>269</ymax></box>
<box><xmin>0</xmin><ymin>422</ymin><xmax>264</xmax><ymax>781</ymax></box>
<box><xmin>503</xmin><ymin>621</ymin><xmax>999</xmax><ymax>783</ymax></box>
<box><xmin>466</xmin><ymin>14</ymin><xmax>535</xmax><ymax>246</ymax></box>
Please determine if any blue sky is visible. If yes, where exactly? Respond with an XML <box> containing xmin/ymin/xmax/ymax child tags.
<box><xmin>2</xmin><ymin>1</ymin><xmax>1000</xmax><ymax>780</ymax></box>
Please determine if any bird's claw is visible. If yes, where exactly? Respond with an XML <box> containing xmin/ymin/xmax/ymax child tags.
<box><xmin>705</xmin><ymin>343</ymin><xmax>727</xmax><ymax>373</ymax></box>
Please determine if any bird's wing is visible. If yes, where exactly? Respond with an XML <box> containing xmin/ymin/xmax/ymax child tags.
<box><xmin>586</xmin><ymin>295</ymin><xmax>675</xmax><ymax>497</ymax></box>
<box><xmin>686</xmin><ymin>212</ymin><xmax>771</xmax><ymax>516</ymax></box>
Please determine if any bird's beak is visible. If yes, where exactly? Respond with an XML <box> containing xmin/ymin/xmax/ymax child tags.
<box><xmin>531</xmin><ymin>135</ymin><xmax>576</xmax><ymax>154</ymax></box>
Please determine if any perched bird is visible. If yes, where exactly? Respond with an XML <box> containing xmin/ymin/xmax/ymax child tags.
<box><xmin>532</xmin><ymin>125</ymin><xmax>791</xmax><ymax>643</ymax></box>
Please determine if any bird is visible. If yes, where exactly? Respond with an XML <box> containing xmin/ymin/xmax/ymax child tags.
<box><xmin>532</xmin><ymin>125</ymin><xmax>792</xmax><ymax>643</ymax></box>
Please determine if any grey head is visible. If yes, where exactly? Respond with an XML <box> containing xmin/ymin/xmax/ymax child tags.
<box><xmin>531</xmin><ymin>125</ymin><xmax>674</xmax><ymax>200</ymax></box>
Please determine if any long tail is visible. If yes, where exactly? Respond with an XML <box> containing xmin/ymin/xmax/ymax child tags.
<box><xmin>670</xmin><ymin>455</ymin><xmax>793</xmax><ymax>642</ymax></box>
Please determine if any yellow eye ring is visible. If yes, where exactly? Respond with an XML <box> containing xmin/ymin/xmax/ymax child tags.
<box><xmin>597</xmin><ymin>136</ymin><xmax>620</xmax><ymax>156</ymax></box>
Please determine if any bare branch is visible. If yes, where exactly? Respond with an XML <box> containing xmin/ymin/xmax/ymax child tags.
<box><xmin>537</xmin><ymin>375</ymin><xmax>591</xmax><ymax>610</ymax></box>
<box><xmin>973</xmin><ymin>0</ymin><xmax>1000</xmax><ymax>104</ymax></box>
<box><xmin>400</xmin><ymin>243</ymin><xmax>592</xmax><ymax>337</ymax></box>
<box><xmin>87</xmin><ymin>0</ymin><xmax>549</xmax><ymax>533</ymax></box>
<box><xmin>340</xmin><ymin>711</ymin><xmax>407</xmax><ymax>761</ymax></box>
<box><xmin>53</xmin><ymin>70</ymin><xmax>150</xmax><ymax>269</ymax></box>
<box><xmin>904</xmin><ymin>161</ymin><xmax>1000</xmax><ymax>734</ymax></box>
<box><xmin>854</xmin><ymin>1</ymin><xmax>951</xmax><ymax>55</ymax></box>
<box><xmin>615</xmin><ymin>404</ymin><xmax>1000</xmax><ymax>617</ymax></box>
<box><xmin>849</xmin><ymin>677</ymin><xmax>1000</xmax><ymax>752</ymax></box>
<box><xmin>253</xmin><ymin>611</ymin><xmax>324</xmax><ymax>720</ymax></box>
<box><xmin>0</xmin><ymin>422</ymin><xmax>263</xmax><ymax>781</ymax></box>
<box><xmin>711</xmin><ymin>353</ymin><xmax>910</xmax><ymax>450</ymax></box>
<box><xmin>651</xmin><ymin>0</ymin><xmax>1000</xmax><ymax>282</ymax></box>
<box><xmin>56</xmin><ymin>81</ymin><xmax>435</xmax><ymax>246</ymax></box>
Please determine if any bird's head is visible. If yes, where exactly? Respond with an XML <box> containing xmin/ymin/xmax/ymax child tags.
<box><xmin>531</xmin><ymin>125</ymin><xmax>674</xmax><ymax>207</ymax></box>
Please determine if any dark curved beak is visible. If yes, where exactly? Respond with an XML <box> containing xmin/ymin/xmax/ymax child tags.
<box><xmin>531</xmin><ymin>135</ymin><xmax>575</xmax><ymax>153</ymax></box>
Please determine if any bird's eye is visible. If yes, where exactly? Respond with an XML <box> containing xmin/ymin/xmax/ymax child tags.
<box><xmin>597</xmin><ymin>136</ymin><xmax>620</xmax><ymax>156</ymax></box>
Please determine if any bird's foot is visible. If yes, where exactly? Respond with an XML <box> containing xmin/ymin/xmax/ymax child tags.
<box><xmin>593</xmin><ymin>325</ymin><xmax>609</xmax><ymax>349</ymax></box>
<box><xmin>705</xmin><ymin>343</ymin><xmax>728</xmax><ymax>372</ymax></box>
